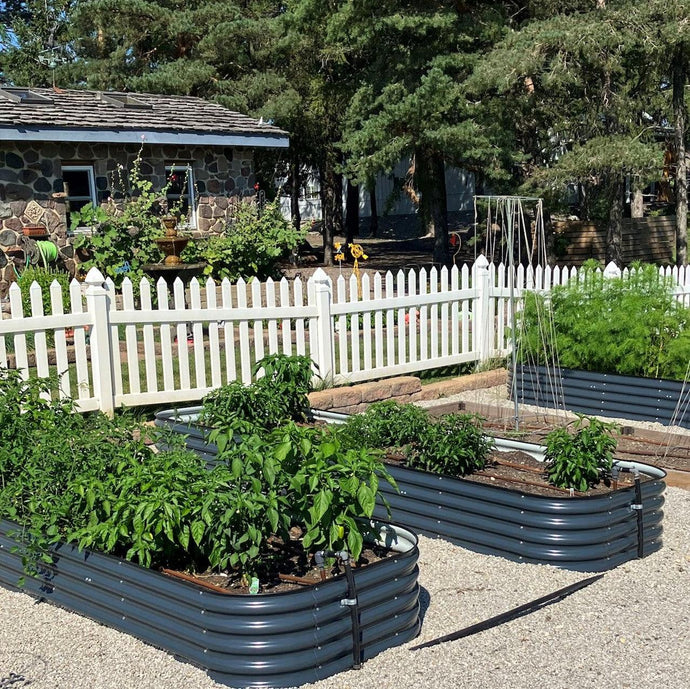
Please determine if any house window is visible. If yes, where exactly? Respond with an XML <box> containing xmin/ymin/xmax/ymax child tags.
<box><xmin>165</xmin><ymin>164</ymin><xmax>196</xmax><ymax>228</ymax></box>
<box><xmin>62</xmin><ymin>165</ymin><xmax>97</xmax><ymax>226</ymax></box>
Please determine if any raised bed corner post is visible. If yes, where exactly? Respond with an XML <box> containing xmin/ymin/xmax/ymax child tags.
<box><xmin>85</xmin><ymin>267</ymin><xmax>116</xmax><ymax>417</ymax></box>
<box><xmin>310</xmin><ymin>268</ymin><xmax>335</xmax><ymax>385</ymax></box>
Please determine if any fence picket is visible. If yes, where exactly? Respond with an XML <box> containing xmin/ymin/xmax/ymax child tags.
<box><xmin>236</xmin><ymin>279</ymin><xmax>251</xmax><ymax>384</ymax></box>
<box><xmin>173</xmin><ymin>278</ymin><xmax>191</xmax><ymax>390</ymax></box>
<box><xmin>190</xmin><ymin>278</ymin><xmax>206</xmax><ymax>389</ymax></box>
<box><xmin>139</xmin><ymin>278</ymin><xmax>158</xmax><ymax>393</ymax></box>
<box><xmin>221</xmin><ymin>278</ymin><xmax>236</xmax><ymax>382</ymax></box>
<box><xmin>49</xmin><ymin>281</ymin><xmax>70</xmax><ymax>399</ymax></box>
<box><xmin>361</xmin><ymin>273</ymin><xmax>372</xmax><ymax>370</ymax></box>
<box><xmin>349</xmin><ymin>274</ymin><xmax>361</xmax><ymax>373</ymax></box>
<box><xmin>105</xmin><ymin>277</ymin><xmax>123</xmax><ymax>400</ymax></box>
<box><xmin>206</xmin><ymin>279</ymin><xmax>222</xmax><ymax>389</ymax></box>
<box><xmin>157</xmin><ymin>279</ymin><xmax>175</xmax><ymax>391</ymax></box>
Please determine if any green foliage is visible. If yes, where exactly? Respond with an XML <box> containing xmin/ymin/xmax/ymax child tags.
<box><xmin>340</xmin><ymin>401</ymin><xmax>494</xmax><ymax>478</ymax></box>
<box><xmin>338</xmin><ymin>400</ymin><xmax>430</xmax><ymax>451</ymax></box>
<box><xmin>71</xmin><ymin>151</ymin><xmax>187</xmax><ymax>287</ymax></box>
<box><xmin>270</xmin><ymin>423</ymin><xmax>394</xmax><ymax>561</ymax></box>
<box><xmin>199</xmin><ymin>353</ymin><xmax>315</xmax><ymax>432</ymax></box>
<box><xmin>0</xmin><ymin>366</ymin><xmax>393</xmax><ymax>579</ymax></box>
<box><xmin>517</xmin><ymin>265</ymin><xmax>690</xmax><ymax>380</ymax></box>
<box><xmin>544</xmin><ymin>415</ymin><xmax>618</xmax><ymax>492</ymax></box>
<box><xmin>406</xmin><ymin>413</ymin><xmax>494</xmax><ymax>477</ymax></box>
<box><xmin>189</xmin><ymin>199</ymin><xmax>306</xmax><ymax>282</ymax></box>
<box><xmin>16</xmin><ymin>266</ymin><xmax>71</xmax><ymax>346</ymax></box>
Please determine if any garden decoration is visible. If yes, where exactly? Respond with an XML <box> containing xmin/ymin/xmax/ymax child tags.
<box><xmin>334</xmin><ymin>241</ymin><xmax>345</xmax><ymax>274</ymax></box>
<box><xmin>349</xmin><ymin>243</ymin><xmax>368</xmax><ymax>298</ymax></box>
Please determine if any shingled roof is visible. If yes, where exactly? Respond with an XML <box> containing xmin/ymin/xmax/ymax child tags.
<box><xmin>0</xmin><ymin>87</ymin><xmax>288</xmax><ymax>148</ymax></box>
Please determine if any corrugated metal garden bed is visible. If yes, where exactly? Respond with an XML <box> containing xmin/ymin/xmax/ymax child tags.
<box><xmin>511</xmin><ymin>364</ymin><xmax>690</xmax><ymax>429</ymax></box>
<box><xmin>0</xmin><ymin>518</ymin><xmax>419</xmax><ymax>688</ymax></box>
<box><xmin>155</xmin><ymin>407</ymin><xmax>667</xmax><ymax>574</ymax></box>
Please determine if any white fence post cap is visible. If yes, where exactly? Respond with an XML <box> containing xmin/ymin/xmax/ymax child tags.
<box><xmin>84</xmin><ymin>267</ymin><xmax>106</xmax><ymax>286</ymax></box>
<box><xmin>474</xmin><ymin>254</ymin><xmax>489</xmax><ymax>269</ymax></box>
<box><xmin>603</xmin><ymin>261</ymin><xmax>621</xmax><ymax>278</ymax></box>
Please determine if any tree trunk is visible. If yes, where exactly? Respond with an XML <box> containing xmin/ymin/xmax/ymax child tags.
<box><xmin>345</xmin><ymin>179</ymin><xmax>359</xmax><ymax>245</ymax></box>
<box><xmin>674</xmin><ymin>50</ymin><xmax>688</xmax><ymax>266</ymax></box>
<box><xmin>605</xmin><ymin>176</ymin><xmax>624</xmax><ymax>266</ymax></box>
<box><xmin>630</xmin><ymin>184</ymin><xmax>644</xmax><ymax>219</ymax></box>
<box><xmin>368</xmin><ymin>180</ymin><xmax>378</xmax><ymax>237</ymax></box>
<box><xmin>290</xmin><ymin>158</ymin><xmax>301</xmax><ymax>233</ymax></box>
<box><xmin>416</xmin><ymin>149</ymin><xmax>450</xmax><ymax>265</ymax></box>
<box><xmin>320</xmin><ymin>162</ymin><xmax>340</xmax><ymax>267</ymax></box>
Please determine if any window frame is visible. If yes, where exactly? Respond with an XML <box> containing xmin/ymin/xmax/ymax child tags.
<box><xmin>165</xmin><ymin>163</ymin><xmax>196</xmax><ymax>229</ymax></box>
<box><xmin>62</xmin><ymin>164</ymin><xmax>98</xmax><ymax>226</ymax></box>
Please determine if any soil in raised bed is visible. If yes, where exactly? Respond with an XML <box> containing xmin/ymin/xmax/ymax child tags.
<box><xmin>161</xmin><ymin>530</ymin><xmax>389</xmax><ymax>595</ymax></box>
<box><xmin>384</xmin><ymin>450</ymin><xmax>645</xmax><ymax>499</ymax></box>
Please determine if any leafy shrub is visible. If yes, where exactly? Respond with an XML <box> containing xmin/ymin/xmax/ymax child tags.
<box><xmin>518</xmin><ymin>265</ymin><xmax>690</xmax><ymax>380</ymax></box>
<box><xmin>406</xmin><ymin>413</ymin><xmax>494</xmax><ymax>476</ymax></box>
<box><xmin>0</xmin><ymin>367</ymin><xmax>391</xmax><ymax>579</ymax></box>
<box><xmin>16</xmin><ymin>266</ymin><xmax>71</xmax><ymax>317</ymax></box>
<box><xmin>71</xmin><ymin>151</ymin><xmax>186</xmax><ymax>287</ymax></box>
<box><xmin>188</xmin><ymin>198</ymin><xmax>306</xmax><ymax>281</ymax></box>
<box><xmin>544</xmin><ymin>415</ymin><xmax>618</xmax><ymax>491</ymax></box>
<box><xmin>338</xmin><ymin>400</ymin><xmax>430</xmax><ymax>450</ymax></box>
<box><xmin>339</xmin><ymin>402</ymin><xmax>493</xmax><ymax>478</ymax></box>
<box><xmin>199</xmin><ymin>353</ymin><xmax>314</xmax><ymax>431</ymax></box>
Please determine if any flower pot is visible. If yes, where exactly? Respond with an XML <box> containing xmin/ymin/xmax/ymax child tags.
<box><xmin>22</xmin><ymin>225</ymin><xmax>49</xmax><ymax>238</ymax></box>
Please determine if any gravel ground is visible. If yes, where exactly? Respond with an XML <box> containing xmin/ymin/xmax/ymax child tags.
<box><xmin>1</xmin><ymin>487</ymin><xmax>689</xmax><ymax>689</ymax></box>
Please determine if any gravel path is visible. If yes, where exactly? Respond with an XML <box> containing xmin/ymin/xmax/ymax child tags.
<box><xmin>1</xmin><ymin>487</ymin><xmax>689</xmax><ymax>689</ymax></box>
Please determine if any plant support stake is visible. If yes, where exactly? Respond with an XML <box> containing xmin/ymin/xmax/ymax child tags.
<box><xmin>410</xmin><ymin>573</ymin><xmax>605</xmax><ymax>651</ymax></box>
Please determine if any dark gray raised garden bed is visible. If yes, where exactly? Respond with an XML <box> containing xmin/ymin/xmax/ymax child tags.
<box><xmin>0</xmin><ymin>518</ymin><xmax>419</xmax><ymax>688</ymax></box>
<box><xmin>511</xmin><ymin>363</ymin><xmax>690</xmax><ymax>429</ymax></box>
<box><xmin>155</xmin><ymin>407</ymin><xmax>666</xmax><ymax>574</ymax></box>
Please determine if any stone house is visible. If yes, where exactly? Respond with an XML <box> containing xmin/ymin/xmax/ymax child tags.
<box><xmin>0</xmin><ymin>87</ymin><xmax>288</xmax><ymax>295</ymax></box>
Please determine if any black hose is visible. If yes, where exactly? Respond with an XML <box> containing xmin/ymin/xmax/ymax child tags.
<box><xmin>315</xmin><ymin>549</ymin><xmax>361</xmax><ymax>670</ymax></box>
<box><xmin>410</xmin><ymin>573</ymin><xmax>604</xmax><ymax>651</ymax></box>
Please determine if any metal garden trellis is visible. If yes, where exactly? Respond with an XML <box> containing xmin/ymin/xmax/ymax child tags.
<box><xmin>473</xmin><ymin>195</ymin><xmax>546</xmax><ymax>430</ymax></box>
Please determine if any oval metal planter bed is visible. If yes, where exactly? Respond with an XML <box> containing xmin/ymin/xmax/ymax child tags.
<box><xmin>155</xmin><ymin>407</ymin><xmax>667</xmax><ymax>574</ymax></box>
<box><xmin>0</xmin><ymin>518</ymin><xmax>420</xmax><ymax>688</ymax></box>
<box><xmin>511</xmin><ymin>363</ymin><xmax>690</xmax><ymax>429</ymax></box>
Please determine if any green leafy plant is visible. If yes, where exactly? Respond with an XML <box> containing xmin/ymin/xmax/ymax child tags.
<box><xmin>199</xmin><ymin>353</ymin><xmax>315</xmax><ymax>432</ymax></box>
<box><xmin>71</xmin><ymin>151</ymin><xmax>188</xmax><ymax>287</ymax></box>
<box><xmin>14</xmin><ymin>266</ymin><xmax>72</xmax><ymax>349</ymax></box>
<box><xmin>518</xmin><ymin>264</ymin><xmax>690</xmax><ymax>380</ymax></box>
<box><xmin>189</xmin><ymin>198</ymin><xmax>306</xmax><ymax>281</ymax></box>
<box><xmin>405</xmin><ymin>413</ymin><xmax>494</xmax><ymax>477</ymax></box>
<box><xmin>338</xmin><ymin>400</ymin><xmax>430</xmax><ymax>451</ymax></box>
<box><xmin>544</xmin><ymin>415</ymin><xmax>618</xmax><ymax>491</ymax></box>
<box><xmin>339</xmin><ymin>401</ymin><xmax>493</xmax><ymax>478</ymax></box>
<box><xmin>273</xmin><ymin>422</ymin><xmax>395</xmax><ymax>560</ymax></box>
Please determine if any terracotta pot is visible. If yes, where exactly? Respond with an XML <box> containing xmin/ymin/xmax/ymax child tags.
<box><xmin>22</xmin><ymin>225</ymin><xmax>49</xmax><ymax>238</ymax></box>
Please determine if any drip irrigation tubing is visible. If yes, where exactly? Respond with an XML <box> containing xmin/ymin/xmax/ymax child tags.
<box><xmin>410</xmin><ymin>573</ymin><xmax>605</xmax><ymax>651</ymax></box>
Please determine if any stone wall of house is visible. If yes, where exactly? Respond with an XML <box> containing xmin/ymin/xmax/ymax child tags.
<box><xmin>0</xmin><ymin>141</ymin><xmax>256</xmax><ymax>297</ymax></box>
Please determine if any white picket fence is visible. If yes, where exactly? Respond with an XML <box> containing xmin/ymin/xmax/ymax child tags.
<box><xmin>2</xmin><ymin>256</ymin><xmax>690</xmax><ymax>414</ymax></box>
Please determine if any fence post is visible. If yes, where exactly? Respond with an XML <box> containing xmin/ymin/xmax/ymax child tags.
<box><xmin>85</xmin><ymin>267</ymin><xmax>115</xmax><ymax>416</ymax></box>
<box><xmin>310</xmin><ymin>268</ymin><xmax>335</xmax><ymax>384</ymax></box>
<box><xmin>472</xmin><ymin>254</ymin><xmax>492</xmax><ymax>364</ymax></box>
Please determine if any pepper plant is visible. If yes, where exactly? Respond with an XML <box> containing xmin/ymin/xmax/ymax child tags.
<box><xmin>544</xmin><ymin>415</ymin><xmax>618</xmax><ymax>491</ymax></box>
